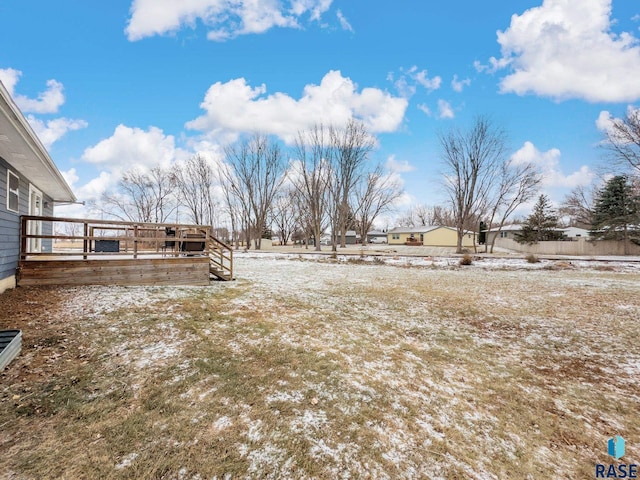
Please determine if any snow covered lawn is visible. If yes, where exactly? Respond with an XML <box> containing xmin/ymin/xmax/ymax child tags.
<box><xmin>1</xmin><ymin>253</ymin><xmax>639</xmax><ymax>478</ymax></box>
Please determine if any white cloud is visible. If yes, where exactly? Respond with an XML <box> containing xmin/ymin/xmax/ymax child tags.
<box><xmin>437</xmin><ymin>99</ymin><xmax>454</xmax><ymax>119</ymax></box>
<box><xmin>336</xmin><ymin>9</ymin><xmax>353</xmax><ymax>33</ymax></box>
<box><xmin>16</xmin><ymin>79</ymin><xmax>65</xmax><ymax>114</ymax></box>
<box><xmin>186</xmin><ymin>70</ymin><xmax>408</xmax><ymax>143</ymax></box>
<box><xmin>392</xmin><ymin>75</ymin><xmax>414</xmax><ymax>98</ymax></box>
<box><xmin>82</xmin><ymin>124</ymin><xmax>186</xmax><ymax>172</ymax></box>
<box><xmin>511</xmin><ymin>141</ymin><xmax>595</xmax><ymax>188</ymax></box>
<box><xmin>474</xmin><ymin>57</ymin><xmax>510</xmax><ymax>74</ymax></box>
<box><xmin>417</xmin><ymin>103</ymin><xmax>431</xmax><ymax>116</ymax></box>
<box><xmin>391</xmin><ymin>66</ymin><xmax>441</xmax><ymax>98</ymax></box>
<box><xmin>61</xmin><ymin>168</ymin><xmax>79</xmax><ymax>190</ymax></box>
<box><xmin>596</xmin><ymin>110</ymin><xmax>615</xmax><ymax>133</ymax></box>
<box><xmin>1</xmin><ymin>68</ymin><xmax>86</xmax><ymax>147</ymax></box>
<box><xmin>27</xmin><ymin>115</ymin><xmax>88</xmax><ymax>149</ymax></box>
<box><xmin>126</xmin><ymin>0</ymin><xmax>334</xmax><ymax>41</ymax></box>
<box><xmin>596</xmin><ymin>106</ymin><xmax>640</xmax><ymax>138</ymax></box>
<box><xmin>0</xmin><ymin>68</ymin><xmax>21</xmax><ymax>95</ymax></box>
<box><xmin>0</xmin><ymin>68</ymin><xmax>65</xmax><ymax>113</ymax></box>
<box><xmin>411</xmin><ymin>68</ymin><xmax>441</xmax><ymax>92</ymax></box>
<box><xmin>76</xmin><ymin>172</ymin><xmax>113</xmax><ymax>203</ymax></box>
<box><xmin>451</xmin><ymin>75</ymin><xmax>471</xmax><ymax>93</ymax></box>
<box><xmin>488</xmin><ymin>0</ymin><xmax>640</xmax><ymax>102</ymax></box>
<box><xmin>73</xmin><ymin>125</ymin><xmax>190</xmax><ymax>210</ymax></box>
<box><xmin>392</xmin><ymin>191</ymin><xmax>413</xmax><ymax>209</ymax></box>
<box><xmin>385</xmin><ymin>155</ymin><xmax>415</xmax><ymax>173</ymax></box>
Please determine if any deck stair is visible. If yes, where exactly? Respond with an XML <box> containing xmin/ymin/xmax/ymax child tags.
<box><xmin>208</xmin><ymin>236</ymin><xmax>234</xmax><ymax>281</ymax></box>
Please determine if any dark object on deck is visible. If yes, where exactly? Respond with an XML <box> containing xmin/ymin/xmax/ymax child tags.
<box><xmin>181</xmin><ymin>234</ymin><xmax>206</xmax><ymax>254</ymax></box>
<box><xmin>0</xmin><ymin>330</ymin><xmax>22</xmax><ymax>370</ymax></box>
<box><xmin>162</xmin><ymin>227</ymin><xmax>176</xmax><ymax>256</ymax></box>
<box><xmin>94</xmin><ymin>239</ymin><xmax>120</xmax><ymax>253</ymax></box>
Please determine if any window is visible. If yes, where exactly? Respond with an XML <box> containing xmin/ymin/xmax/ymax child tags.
<box><xmin>7</xmin><ymin>170</ymin><xmax>19</xmax><ymax>213</ymax></box>
<box><xmin>500</xmin><ymin>231</ymin><xmax>508</xmax><ymax>238</ymax></box>
<box><xmin>392</xmin><ymin>234</ymin><xmax>400</xmax><ymax>240</ymax></box>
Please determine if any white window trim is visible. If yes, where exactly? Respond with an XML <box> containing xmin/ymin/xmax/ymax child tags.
<box><xmin>28</xmin><ymin>184</ymin><xmax>44</xmax><ymax>253</ymax></box>
<box><xmin>28</xmin><ymin>184</ymin><xmax>43</xmax><ymax>214</ymax></box>
<box><xmin>7</xmin><ymin>169</ymin><xmax>19</xmax><ymax>213</ymax></box>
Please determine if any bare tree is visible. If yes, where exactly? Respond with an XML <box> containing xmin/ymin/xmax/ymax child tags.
<box><xmin>328</xmin><ymin>120</ymin><xmax>375</xmax><ymax>250</ymax></box>
<box><xmin>559</xmin><ymin>184</ymin><xmax>596</xmax><ymax>228</ymax></box>
<box><xmin>431</xmin><ymin>205</ymin><xmax>457</xmax><ymax>227</ymax></box>
<box><xmin>172</xmin><ymin>154</ymin><xmax>219</xmax><ymax>228</ymax></box>
<box><xmin>99</xmin><ymin>166</ymin><xmax>176</xmax><ymax>223</ymax></box>
<box><xmin>55</xmin><ymin>221</ymin><xmax>80</xmax><ymax>242</ymax></box>
<box><xmin>398</xmin><ymin>204</ymin><xmax>457</xmax><ymax>228</ymax></box>
<box><xmin>484</xmin><ymin>159</ymin><xmax>541</xmax><ymax>253</ymax></box>
<box><xmin>269</xmin><ymin>188</ymin><xmax>298</xmax><ymax>246</ymax></box>
<box><xmin>440</xmin><ymin>116</ymin><xmax>509</xmax><ymax>253</ymax></box>
<box><xmin>397</xmin><ymin>204</ymin><xmax>429</xmax><ymax>228</ymax></box>
<box><xmin>218</xmin><ymin>171</ymin><xmax>245</xmax><ymax>249</ymax></box>
<box><xmin>292</xmin><ymin>125</ymin><xmax>332</xmax><ymax>251</ymax></box>
<box><xmin>222</xmin><ymin>134</ymin><xmax>286</xmax><ymax>250</ymax></box>
<box><xmin>601</xmin><ymin>108</ymin><xmax>640</xmax><ymax>174</ymax></box>
<box><xmin>354</xmin><ymin>164</ymin><xmax>403</xmax><ymax>243</ymax></box>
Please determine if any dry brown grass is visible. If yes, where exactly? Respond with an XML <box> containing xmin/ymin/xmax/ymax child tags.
<box><xmin>1</xmin><ymin>256</ymin><xmax>639</xmax><ymax>478</ymax></box>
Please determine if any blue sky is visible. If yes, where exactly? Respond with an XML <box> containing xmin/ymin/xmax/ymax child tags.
<box><xmin>1</xmin><ymin>0</ymin><xmax>640</xmax><ymax>221</ymax></box>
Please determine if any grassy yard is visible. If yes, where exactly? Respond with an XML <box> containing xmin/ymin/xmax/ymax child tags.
<box><xmin>1</xmin><ymin>254</ymin><xmax>639</xmax><ymax>479</ymax></box>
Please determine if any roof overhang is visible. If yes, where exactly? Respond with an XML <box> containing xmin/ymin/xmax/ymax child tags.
<box><xmin>0</xmin><ymin>81</ymin><xmax>75</xmax><ymax>203</ymax></box>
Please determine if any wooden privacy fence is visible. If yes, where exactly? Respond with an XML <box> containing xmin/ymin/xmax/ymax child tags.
<box><xmin>494</xmin><ymin>237</ymin><xmax>640</xmax><ymax>256</ymax></box>
<box><xmin>19</xmin><ymin>216</ymin><xmax>233</xmax><ymax>285</ymax></box>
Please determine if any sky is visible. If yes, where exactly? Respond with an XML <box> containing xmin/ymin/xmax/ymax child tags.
<box><xmin>1</xmin><ymin>0</ymin><xmax>640</xmax><ymax>224</ymax></box>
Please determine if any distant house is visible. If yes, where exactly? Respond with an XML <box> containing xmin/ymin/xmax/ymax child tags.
<box><xmin>387</xmin><ymin>226</ymin><xmax>475</xmax><ymax>247</ymax></box>
<box><xmin>485</xmin><ymin>224</ymin><xmax>524</xmax><ymax>244</ymax></box>
<box><xmin>344</xmin><ymin>230</ymin><xmax>360</xmax><ymax>245</ymax></box>
<box><xmin>561</xmin><ymin>227</ymin><xmax>590</xmax><ymax>239</ymax></box>
<box><xmin>486</xmin><ymin>224</ymin><xmax>587</xmax><ymax>245</ymax></box>
<box><xmin>0</xmin><ymin>81</ymin><xmax>75</xmax><ymax>293</ymax></box>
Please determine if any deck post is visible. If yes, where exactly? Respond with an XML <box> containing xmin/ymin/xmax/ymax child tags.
<box><xmin>20</xmin><ymin>217</ymin><xmax>28</xmax><ymax>259</ymax></box>
<box><xmin>133</xmin><ymin>225</ymin><xmax>138</xmax><ymax>259</ymax></box>
<box><xmin>83</xmin><ymin>222</ymin><xmax>89</xmax><ymax>260</ymax></box>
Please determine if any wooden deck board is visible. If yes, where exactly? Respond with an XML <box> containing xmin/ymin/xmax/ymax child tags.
<box><xmin>18</xmin><ymin>257</ymin><xmax>210</xmax><ymax>287</ymax></box>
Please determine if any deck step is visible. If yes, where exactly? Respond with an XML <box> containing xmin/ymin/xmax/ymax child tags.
<box><xmin>209</xmin><ymin>267</ymin><xmax>232</xmax><ymax>281</ymax></box>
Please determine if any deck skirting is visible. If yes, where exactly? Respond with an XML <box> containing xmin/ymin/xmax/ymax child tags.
<box><xmin>18</xmin><ymin>257</ymin><xmax>211</xmax><ymax>287</ymax></box>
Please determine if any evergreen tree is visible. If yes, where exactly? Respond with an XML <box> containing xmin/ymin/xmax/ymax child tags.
<box><xmin>590</xmin><ymin>175</ymin><xmax>640</xmax><ymax>253</ymax></box>
<box><xmin>516</xmin><ymin>194</ymin><xmax>563</xmax><ymax>244</ymax></box>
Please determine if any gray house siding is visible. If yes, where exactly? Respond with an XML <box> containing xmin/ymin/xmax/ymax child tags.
<box><xmin>1</xmin><ymin>156</ymin><xmax>54</xmax><ymax>283</ymax></box>
<box><xmin>1</xmin><ymin>157</ymin><xmax>22</xmax><ymax>282</ymax></box>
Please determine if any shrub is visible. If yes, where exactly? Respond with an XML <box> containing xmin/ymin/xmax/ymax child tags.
<box><xmin>459</xmin><ymin>254</ymin><xmax>473</xmax><ymax>266</ymax></box>
<box><xmin>525</xmin><ymin>254</ymin><xmax>540</xmax><ymax>264</ymax></box>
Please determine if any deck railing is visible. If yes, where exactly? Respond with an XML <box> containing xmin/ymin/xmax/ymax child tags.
<box><xmin>19</xmin><ymin>215</ymin><xmax>233</xmax><ymax>280</ymax></box>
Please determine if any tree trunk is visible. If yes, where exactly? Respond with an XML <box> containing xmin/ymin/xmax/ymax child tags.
<box><xmin>624</xmin><ymin>224</ymin><xmax>629</xmax><ymax>255</ymax></box>
<box><xmin>456</xmin><ymin>222</ymin><xmax>464</xmax><ymax>254</ymax></box>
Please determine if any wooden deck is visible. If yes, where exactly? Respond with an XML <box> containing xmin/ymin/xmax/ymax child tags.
<box><xmin>18</xmin><ymin>216</ymin><xmax>233</xmax><ymax>287</ymax></box>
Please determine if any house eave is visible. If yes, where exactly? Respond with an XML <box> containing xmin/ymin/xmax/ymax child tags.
<box><xmin>0</xmin><ymin>81</ymin><xmax>75</xmax><ymax>203</ymax></box>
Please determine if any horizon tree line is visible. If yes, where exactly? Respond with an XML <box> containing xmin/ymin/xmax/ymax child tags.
<box><xmin>91</xmin><ymin>120</ymin><xmax>403</xmax><ymax>250</ymax></box>
<box><xmin>90</xmin><ymin>111</ymin><xmax>640</xmax><ymax>253</ymax></box>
